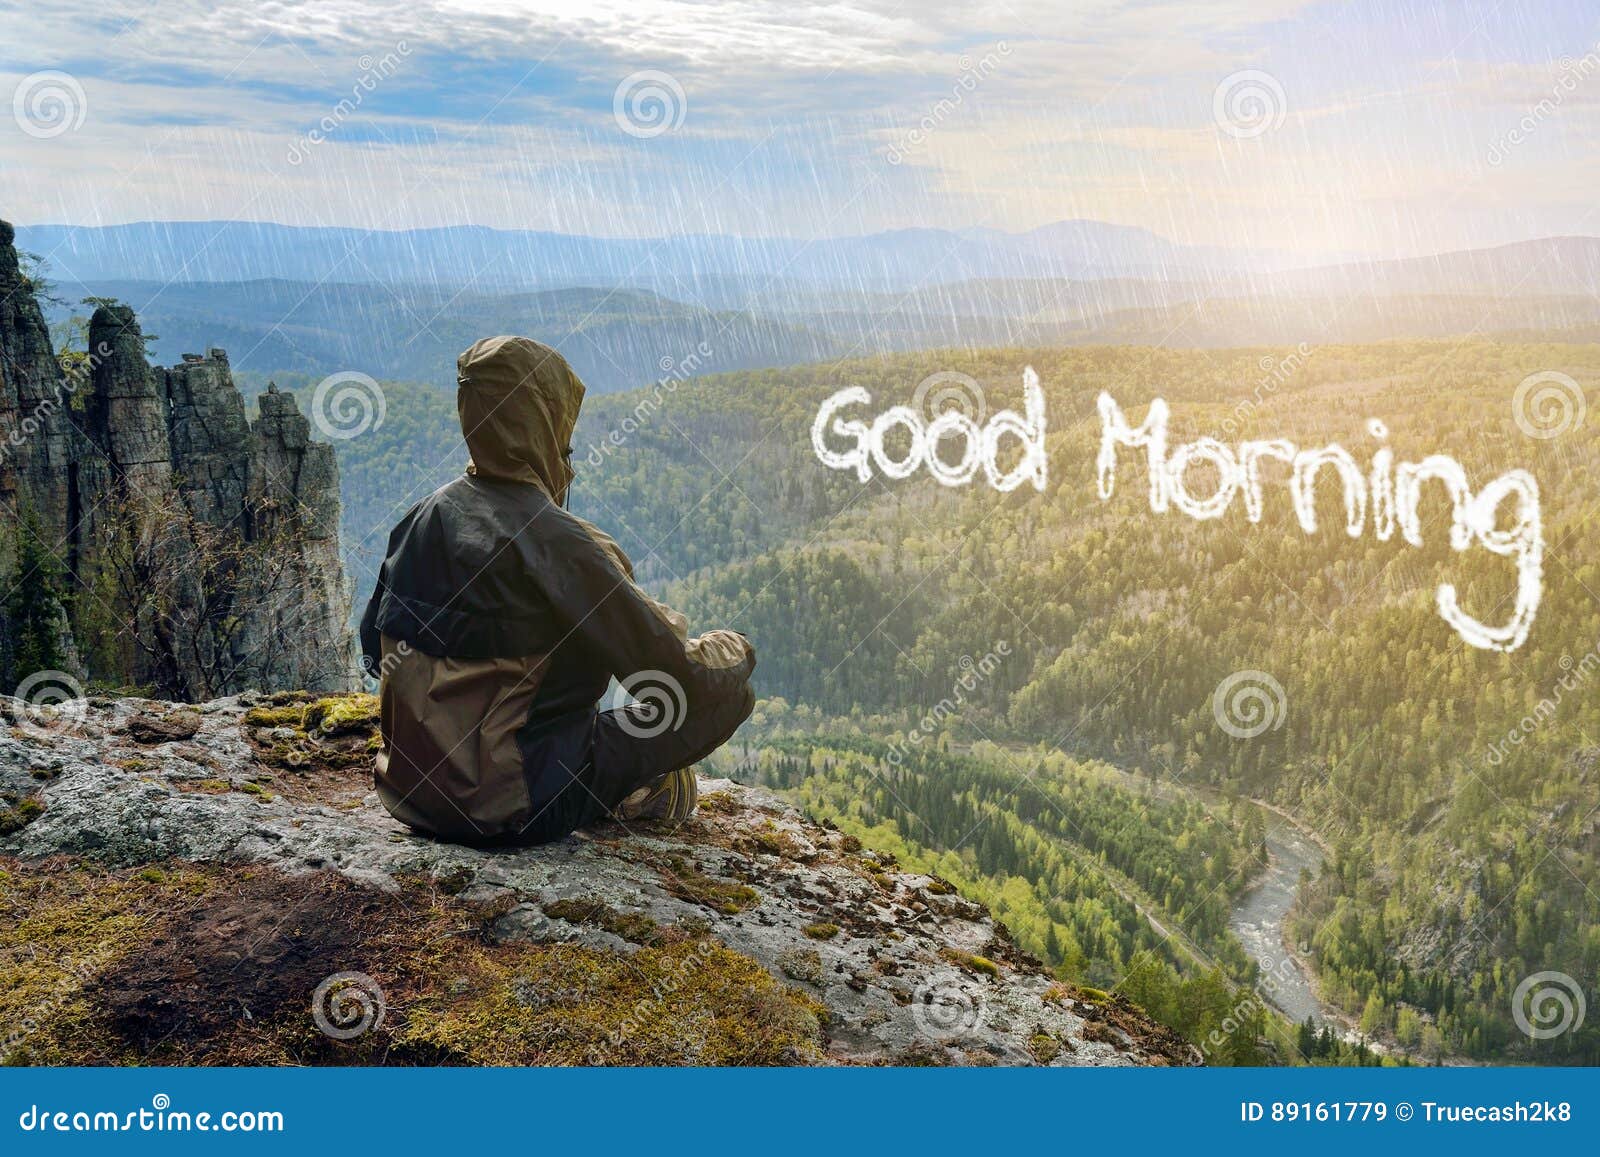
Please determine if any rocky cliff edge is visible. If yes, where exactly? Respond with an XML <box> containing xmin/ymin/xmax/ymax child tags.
<box><xmin>0</xmin><ymin>692</ymin><xmax>1197</xmax><ymax>1067</ymax></box>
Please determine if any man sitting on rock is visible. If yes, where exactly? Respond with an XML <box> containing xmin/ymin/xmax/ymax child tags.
<box><xmin>359</xmin><ymin>336</ymin><xmax>755</xmax><ymax>845</ymax></box>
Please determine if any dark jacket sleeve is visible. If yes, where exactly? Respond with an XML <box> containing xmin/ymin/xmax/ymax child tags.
<box><xmin>535</xmin><ymin>512</ymin><xmax>754</xmax><ymax>704</ymax></box>
<box><xmin>360</xmin><ymin>514</ymin><xmax>413</xmax><ymax>680</ymax></box>
<box><xmin>358</xmin><ymin>556</ymin><xmax>389</xmax><ymax>680</ymax></box>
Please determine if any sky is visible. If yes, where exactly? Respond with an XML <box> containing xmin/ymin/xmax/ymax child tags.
<box><xmin>1</xmin><ymin>0</ymin><xmax>1598</xmax><ymax>259</ymax></box>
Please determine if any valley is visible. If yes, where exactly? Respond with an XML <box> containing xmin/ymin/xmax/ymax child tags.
<box><xmin>313</xmin><ymin>337</ymin><xmax>1600</xmax><ymax>1064</ymax></box>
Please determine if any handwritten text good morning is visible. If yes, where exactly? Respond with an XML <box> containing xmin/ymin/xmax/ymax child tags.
<box><xmin>810</xmin><ymin>371</ymin><xmax>1542</xmax><ymax>652</ymax></box>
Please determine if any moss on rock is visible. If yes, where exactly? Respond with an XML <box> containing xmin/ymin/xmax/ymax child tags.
<box><xmin>0</xmin><ymin>856</ymin><xmax>826</xmax><ymax>1068</ymax></box>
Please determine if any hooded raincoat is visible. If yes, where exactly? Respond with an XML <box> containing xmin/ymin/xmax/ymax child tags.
<box><xmin>359</xmin><ymin>336</ymin><xmax>755</xmax><ymax>844</ymax></box>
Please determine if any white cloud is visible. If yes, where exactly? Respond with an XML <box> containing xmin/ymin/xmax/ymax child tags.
<box><xmin>1</xmin><ymin>0</ymin><xmax>1594</xmax><ymax>256</ymax></box>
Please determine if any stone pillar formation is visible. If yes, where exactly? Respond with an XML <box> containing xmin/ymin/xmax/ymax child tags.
<box><xmin>0</xmin><ymin>218</ymin><xmax>357</xmax><ymax>697</ymax></box>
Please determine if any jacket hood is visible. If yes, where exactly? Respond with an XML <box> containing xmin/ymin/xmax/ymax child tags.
<box><xmin>457</xmin><ymin>336</ymin><xmax>586</xmax><ymax>497</ymax></box>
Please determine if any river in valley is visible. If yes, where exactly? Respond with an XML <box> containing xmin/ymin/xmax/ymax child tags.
<box><xmin>1228</xmin><ymin>808</ymin><xmax>1329</xmax><ymax>1026</ymax></box>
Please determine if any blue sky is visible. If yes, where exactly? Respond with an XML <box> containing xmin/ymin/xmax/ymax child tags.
<box><xmin>2</xmin><ymin>0</ymin><xmax>1597</xmax><ymax>258</ymax></box>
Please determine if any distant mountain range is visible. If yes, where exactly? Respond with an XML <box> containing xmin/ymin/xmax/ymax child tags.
<box><xmin>14</xmin><ymin>218</ymin><xmax>1294</xmax><ymax>301</ymax></box>
<box><xmin>17</xmin><ymin>220</ymin><xmax>1600</xmax><ymax>393</ymax></box>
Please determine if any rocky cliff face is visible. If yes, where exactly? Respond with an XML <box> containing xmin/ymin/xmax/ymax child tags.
<box><xmin>0</xmin><ymin>220</ymin><xmax>355</xmax><ymax>698</ymax></box>
<box><xmin>0</xmin><ymin>693</ymin><xmax>1197</xmax><ymax>1067</ymax></box>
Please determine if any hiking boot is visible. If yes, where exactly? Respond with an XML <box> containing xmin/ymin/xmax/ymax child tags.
<box><xmin>615</xmin><ymin>766</ymin><xmax>699</xmax><ymax>823</ymax></box>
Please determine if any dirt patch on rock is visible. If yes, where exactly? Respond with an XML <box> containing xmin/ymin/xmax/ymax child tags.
<box><xmin>96</xmin><ymin>869</ymin><xmax>414</xmax><ymax>1055</ymax></box>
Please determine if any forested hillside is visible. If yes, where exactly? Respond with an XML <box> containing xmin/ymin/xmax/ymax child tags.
<box><xmin>320</xmin><ymin>339</ymin><xmax>1600</xmax><ymax>1063</ymax></box>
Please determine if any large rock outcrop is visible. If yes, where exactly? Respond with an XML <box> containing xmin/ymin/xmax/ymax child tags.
<box><xmin>0</xmin><ymin>220</ymin><xmax>355</xmax><ymax>697</ymax></box>
<box><xmin>0</xmin><ymin>693</ymin><xmax>1198</xmax><ymax>1067</ymax></box>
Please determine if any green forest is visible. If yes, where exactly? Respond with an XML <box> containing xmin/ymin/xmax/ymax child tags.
<box><xmin>313</xmin><ymin>338</ymin><xmax>1600</xmax><ymax>1064</ymax></box>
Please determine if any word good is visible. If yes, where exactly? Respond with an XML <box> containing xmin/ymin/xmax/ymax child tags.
<box><xmin>811</xmin><ymin>369</ymin><xmax>1047</xmax><ymax>491</ymax></box>
<box><xmin>1096</xmin><ymin>393</ymin><xmax>1542</xmax><ymax>653</ymax></box>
